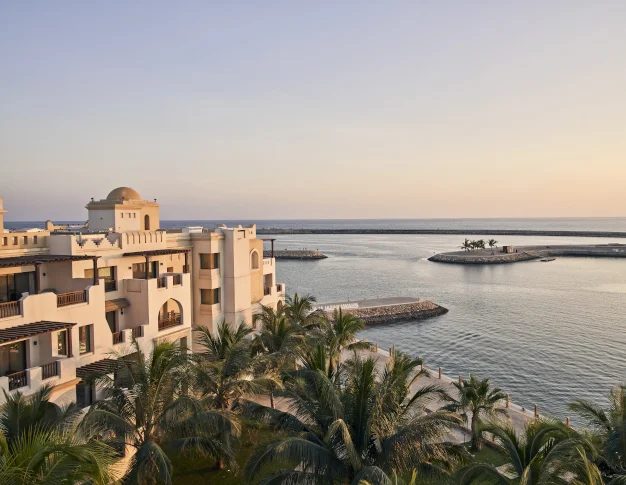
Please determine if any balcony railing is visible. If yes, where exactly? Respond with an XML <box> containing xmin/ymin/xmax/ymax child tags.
<box><xmin>158</xmin><ymin>312</ymin><xmax>181</xmax><ymax>331</ymax></box>
<box><xmin>57</xmin><ymin>290</ymin><xmax>87</xmax><ymax>307</ymax></box>
<box><xmin>104</xmin><ymin>280</ymin><xmax>117</xmax><ymax>292</ymax></box>
<box><xmin>131</xmin><ymin>326</ymin><xmax>144</xmax><ymax>339</ymax></box>
<box><xmin>8</xmin><ymin>370</ymin><xmax>27</xmax><ymax>391</ymax></box>
<box><xmin>172</xmin><ymin>274</ymin><xmax>182</xmax><ymax>286</ymax></box>
<box><xmin>277</xmin><ymin>284</ymin><xmax>284</xmax><ymax>292</ymax></box>
<box><xmin>156</xmin><ymin>277</ymin><xmax>166</xmax><ymax>289</ymax></box>
<box><xmin>0</xmin><ymin>301</ymin><xmax>20</xmax><ymax>319</ymax></box>
<box><xmin>112</xmin><ymin>331</ymin><xmax>124</xmax><ymax>345</ymax></box>
<box><xmin>264</xmin><ymin>287</ymin><xmax>271</xmax><ymax>296</ymax></box>
<box><xmin>41</xmin><ymin>361</ymin><xmax>59</xmax><ymax>380</ymax></box>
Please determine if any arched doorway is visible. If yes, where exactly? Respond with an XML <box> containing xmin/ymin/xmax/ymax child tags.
<box><xmin>158</xmin><ymin>299</ymin><xmax>182</xmax><ymax>331</ymax></box>
<box><xmin>144</xmin><ymin>214</ymin><xmax>151</xmax><ymax>230</ymax></box>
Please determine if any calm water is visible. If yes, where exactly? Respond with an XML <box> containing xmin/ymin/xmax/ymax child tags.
<box><xmin>273</xmin><ymin>233</ymin><xmax>626</xmax><ymax>419</ymax></box>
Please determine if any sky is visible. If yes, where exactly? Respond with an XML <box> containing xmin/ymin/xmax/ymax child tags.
<box><xmin>1</xmin><ymin>1</ymin><xmax>625</xmax><ymax>221</ymax></box>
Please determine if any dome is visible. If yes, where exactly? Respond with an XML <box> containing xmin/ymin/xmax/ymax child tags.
<box><xmin>106</xmin><ymin>187</ymin><xmax>142</xmax><ymax>201</ymax></box>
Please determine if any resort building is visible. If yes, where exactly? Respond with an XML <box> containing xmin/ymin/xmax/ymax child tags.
<box><xmin>0</xmin><ymin>188</ymin><xmax>284</xmax><ymax>407</ymax></box>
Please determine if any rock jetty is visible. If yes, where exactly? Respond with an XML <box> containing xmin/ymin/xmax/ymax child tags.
<box><xmin>264</xmin><ymin>249</ymin><xmax>328</xmax><ymax>260</ymax></box>
<box><xmin>316</xmin><ymin>297</ymin><xmax>448</xmax><ymax>325</ymax></box>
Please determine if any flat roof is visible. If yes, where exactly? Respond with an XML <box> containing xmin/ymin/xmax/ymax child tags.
<box><xmin>123</xmin><ymin>249</ymin><xmax>190</xmax><ymax>257</ymax></box>
<box><xmin>0</xmin><ymin>321</ymin><xmax>76</xmax><ymax>345</ymax></box>
<box><xmin>0</xmin><ymin>254</ymin><xmax>97</xmax><ymax>269</ymax></box>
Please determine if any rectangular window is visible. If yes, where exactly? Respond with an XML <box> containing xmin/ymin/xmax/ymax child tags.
<box><xmin>120</xmin><ymin>213</ymin><xmax>124</xmax><ymax>218</ymax></box>
<box><xmin>201</xmin><ymin>288</ymin><xmax>220</xmax><ymax>305</ymax></box>
<box><xmin>132</xmin><ymin>262</ymin><xmax>158</xmax><ymax>279</ymax></box>
<box><xmin>57</xmin><ymin>330</ymin><xmax>68</xmax><ymax>356</ymax></box>
<box><xmin>85</xmin><ymin>266</ymin><xmax>116</xmax><ymax>280</ymax></box>
<box><xmin>105</xmin><ymin>311</ymin><xmax>117</xmax><ymax>333</ymax></box>
<box><xmin>133</xmin><ymin>213</ymin><xmax>136</xmax><ymax>218</ymax></box>
<box><xmin>22</xmin><ymin>236</ymin><xmax>28</xmax><ymax>244</ymax></box>
<box><xmin>0</xmin><ymin>341</ymin><xmax>27</xmax><ymax>376</ymax></box>
<box><xmin>200</xmin><ymin>253</ymin><xmax>219</xmax><ymax>269</ymax></box>
<box><xmin>76</xmin><ymin>382</ymin><xmax>94</xmax><ymax>408</ymax></box>
<box><xmin>12</xmin><ymin>237</ymin><xmax>18</xmax><ymax>245</ymax></box>
<box><xmin>2</xmin><ymin>237</ymin><xmax>7</xmax><ymax>246</ymax></box>
<box><xmin>179</xmin><ymin>337</ymin><xmax>187</xmax><ymax>350</ymax></box>
<box><xmin>33</xmin><ymin>236</ymin><xmax>38</xmax><ymax>244</ymax></box>
<box><xmin>79</xmin><ymin>325</ymin><xmax>92</xmax><ymax>354</ymax></box>
<box><xmin>0</xmin><ymin>272</ymin><xmax>35</xmax><ymax>303</ymax></box>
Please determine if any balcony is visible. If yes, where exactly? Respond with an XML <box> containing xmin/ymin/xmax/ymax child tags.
<box><xmin>173</xmin><ymin>274</ymin><xmax>182</xmax><ymax>286</ymax></box>
<box><xmin>156</xmin><ymin>277</ymin><xmax>167</xmax><ymax>289</ymax></box>
<box><xmin>264</xmin><ymin>287</ymin><xmax>271</xmax><ymax>296</ymax></box>
<box><xmin>277</xmin><ymin>284</ymin><xmax>284</xmax><ymax>293</ymax></box>
<box><xmin>7</xmin><ymin>370</ymin><xmax>27</xmax><ymax>391</ymax></box>
<box><xmin>131</xmin><ymin>326</ymin><xmax>144</xmax><ymax>339</ymax></box>
<box><xmin>112</xmin><ymin>331</ymin><xmax>124</xmax><ymax>345</ymax></box>
<box><xmin>104</xmin><ymin>280</ymin><xmax>117</xmax><ymax>292</ymax></box>
<box><xmin>57</xmin><ymin>290</ymin><xmax>87</xmax><ymax>307</ymax></box>
<box><xmin>41</xmin><ymin>361</ymin><xmax>59</xmax><ymax>380</ymax></box>
<box><xmin>0</xmin><ymin>301</ymin><xmax>20</xmax><ymax>319</ymax></box>
<box><xmin>158</xmin><ymin>312</ymin><xmax>181</xmax><ymax>331</ymax></box>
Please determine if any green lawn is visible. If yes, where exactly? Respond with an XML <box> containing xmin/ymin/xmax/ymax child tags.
<box><xmin>171</xmin><ymin>422</ymin><xmax>285</xmax><ymax>485</ymax></box>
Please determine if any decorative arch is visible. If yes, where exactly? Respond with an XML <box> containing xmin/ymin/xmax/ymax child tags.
<box><xmin>158</xmin><ymin>298</ymin><xmax>182</xmax><ymax>330</ymax></box>
<box><xmin>250</xmin><ymin>249</ymin><xmax>260</xmax><ymax>270</ymax></box>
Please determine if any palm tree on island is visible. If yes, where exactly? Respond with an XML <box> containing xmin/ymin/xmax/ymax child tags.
<box><xmin>488</xmin><ymin>238</ymin><xmax>498</xmax><ymax>251</ymax></box>
<box><xmin>460</xmin><ymin>238</ymin><xmax>472</xmax><ymax>252</ymax></box>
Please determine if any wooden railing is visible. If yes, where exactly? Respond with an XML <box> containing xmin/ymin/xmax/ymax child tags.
<box><xmin>8</xmin><ymin>370</ymin><xmax>27</xmax><ymax>390</ymax></box>
<box><xmin>104</xmin><ymin>280</ymin><xmax>117</xmax><ymax>292</ymax></box>
<box><xmin>172</xmin><ymin>274</ymin><xmax>182</xmax><ymax>286</ymax></box>
<box><xmin>57</xmin><ymin>290</ymin><xmax>87</xmax><ymax>307</ymax></box>
<box><xmin>0</xmin><ymin>301</ymin><xmax>20</xmax><ymax>319</ymax></box>
<box><xmin>158</xmin><ymin>312</ymin><xmax>181</xmax><ymax>331</ymax></box>
<box><xmin>112</xmin><ymin>332</ymin><xmax>124</xmax><ymax>345</ymax></box>
<box><xmin>156</xmin><ymin>277</ymin><xmax>166</xmax><ymax>289</ymax></box>
<box><xmin>131</xmin><ymin>326</ymin><xmax>144</xmax><ymax>339</ymax></box>
<box><xmin>41</xmin><ymin>361</ymin><xmax>59</xmax><ymax>380</ymax></box>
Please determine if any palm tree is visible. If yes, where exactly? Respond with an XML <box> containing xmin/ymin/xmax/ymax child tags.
<box><xmin>0</xmin><ymin>384</ymin><xmax>81</xmax><ymax>446</ymax></box>
<box><xmin>487</xmin><ymin>239</ymin><xmax>498</xmax><ymax>251</ymax></box>
<box><xmin>252</xmin><ymin>305</ymin><xmax>307</xmax><ymax>408</ymax></box>
<box><xmin>0</xmin><ymin>426</ymin><xmax>118</xmax><ymax>485</ymax></box>
<box><xmin>444</xmin><ymin>375</ymin><xmax>507</xmax><ymax>450</ymax></box>
<box><xmin>240</xmin><ymin>349</ymin><xmax>465</xmax><ymax>484</ymax></box>
<box><xmin>570</xmin><ymin>385</ymin><xmax>626</xmax><ymax>478</ymax></box>
<box><xmin>476</xmin><ymin>239</ymin><xmax>486</xmax><ymax>250</ymax></box>
<box><xmin>460</xmin><ymin>239</ymin><xmax>472</xmax><ymax>252</ymax></box>
<box><xmin>323</xmin><ymin>308</ymin><xmax>372</xmax><ymax>374</ymax></box>
<box><xmin>82</xmin><ymin>340</ymin><xmax>239</xmax><ymax>484</ymax></box>
<box><xmin>284</xmin><ymin>292</ymin><xmax>326</xmax><ymax>329</ymax></box>
<box><xmin>194</xmin><ymin>321</ymin><xmax>281</xmax><ymax>412</ymax></box>
<box><xmin>456</xmin><ymin>420</ymin><xmax>596</xmax><ymax>485</ymax></box>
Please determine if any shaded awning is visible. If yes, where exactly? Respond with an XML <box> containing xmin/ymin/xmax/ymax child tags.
<box><xmin>0</xmin><ymin>254</ymin><xmax>97</xmax><ymax>269</ymax></box>
<box><xmin>123</xmin><ymin>249</ymin><xmax>189</xmax><ymax>257</ymax></box>
<box><xmin>76</xmin><ymin>359</ymin><xmax>120</xmax><ymax>379</ymax></box>
<box><xmin>105</xmin><ymin>298</ymin><xmax>130</xmax><ymax>312</ymax></box>
<box><xmin>0</xmin><ymin>321</ymin><xmax>76</xmax><ymax>345</ymax></box>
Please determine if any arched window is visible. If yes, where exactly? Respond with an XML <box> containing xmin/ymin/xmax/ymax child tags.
<box><xmin>144</xmin><ymin>214</ymin><xmax>151</xmax><ymax>230</ymax></box>
<box><xmin>250</xmin><ymin>250</ymin><xmax>260</xmax><ymax>270</ymax></box>
<box><xmin>158</xmin><ymin>299</ymin><xmax>182</xmax><ymax>330</ymax></box>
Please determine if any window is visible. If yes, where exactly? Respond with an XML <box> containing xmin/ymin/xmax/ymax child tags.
<box><xmin>133</xmin><ymin>213</ymin><xmax>136</xmax><ymax>218</ymax></box>
<box><xmin>128</xmin><ymin>213</ymin><xmax>131</xmax><ymax>218</ymax></box>
<box><xmin>33</xmin><ymin>236</ymin><xmax>38</xmax><ymax>244</ymax></box>
<box><xmin>201</xmin><ymin>288</ymin><xmax>220</xmax><ymax>305</ymax></box>
<box><xmin>250</xmin><ymin>250</ymin><xmax>259</xmax><ymax>270</ymax></box>
<box><xmin>0</xmin><ymin>272</ymin><xmax>35</xmax><ymax>303</ymax></box>
<box><xmin>22</xmin><ymin>236</ymin><xmax>28</xmax><ymax>244</ymax></box>
<box><xmin>105</xmin><ymin>311</ymin><xmax>117</xmax><ymax>333</ymax></box>
<box><xmin>132</xmin><ymin>261</ymin><xmax>158</xmax><ymax>279</ymax></box>
<box><xmin>76</xmin><ymin>382</ymin><xmax>93</xmax><ymax>408</ymax></box>
<box><xmin>179</xmin><ymin>337</ymin><xmax>187</xmax><ymax>350</ymax></box>
<box><xmin>0</xmin><ymin>341</ymin><xmax>26</xmax><ymax>376</ymax></box>
<box><xmin>12</xmin><ymin>237</ymin><xmax>18</xmax><ymax>245</ymax></box>
<box><xmin>57</xmin><ymin>330</ymin><xmax>68</xmax><ymax>356</ymax></box>
<box><xmin>2</xmin><ymin>237</ymin><xmax>6</xmax><ymax>246</ymax></box>
<box><xmin>200</xmin><ymin>253</ymin><xmax>219</xmax><ymax>270</ymax></box>
<box><xmin>79</xmin><ymin>325</ymin><xmax>92</xmax><ymax>354</ymax></box>
<box><xmin>120</xmin><ymin>213</ymin><xmax>124</xmax><ymax>218</ymax></box>
<box><xmin>144</xmin><ymin>215</ymin><xmax>150</xmax><ymax>230</ymax></box>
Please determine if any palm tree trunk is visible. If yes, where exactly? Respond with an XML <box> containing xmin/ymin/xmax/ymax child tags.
<box><xmin>270</xmin><ymin>389</ymin><xmax>275</xmax><ymax>409</ymax></box>
<box><xmin>471</xmin><ymin>412</ymin><xmax>481</xmax><ymax>451</ymax></box>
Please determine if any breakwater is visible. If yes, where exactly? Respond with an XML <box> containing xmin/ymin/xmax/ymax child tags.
<box><xmin>264</xmin><ymin>249</ymin><xmax>327</xmax><ymax>260</ymax></box>
<box><xmin>258</xmin><ymin>228</ymin><xmax>626</xmax><ymax>238</ymax></box>
<box><xmin>316</xmin><ymin>297</ymin><xmax>448</xmax><ymax>325</ymax></box>
<box><xmin>429</xmin><ymin>244</ymin><xmax>626</xmax><ymax>264</ymax></box>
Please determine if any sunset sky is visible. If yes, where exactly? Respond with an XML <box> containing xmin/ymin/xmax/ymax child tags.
<box><xmin>1</xmin><ymin>1</ymin><xmax>625</xmax><ymax>221</ymax></box>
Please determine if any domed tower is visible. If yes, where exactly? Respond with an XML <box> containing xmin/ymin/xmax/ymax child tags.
<box><xmin>86</xmin><ymin>187</ymin><xmax>160</xmax><ymax>232</ymax></box>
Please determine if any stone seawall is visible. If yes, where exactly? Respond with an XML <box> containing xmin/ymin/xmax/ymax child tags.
<box><xmin>342</xmin><ymin>300</ymin><xmax>448</xmax><ymax>325</ymax></box>
<box><xmin>429</xmin><ymin>252</ymin><xmax>540</xmax><ymax>264</ymax></box>
<box><xmin>264</xmin><ymin>250</ymin><xmax>328</xmax><ymax>260</ymax></box>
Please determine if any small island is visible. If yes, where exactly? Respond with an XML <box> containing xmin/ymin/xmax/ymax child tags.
<box><xmin>429</xmin><ymin>239</ymin><xmax>626</xmax><ymax>264</ymax></box>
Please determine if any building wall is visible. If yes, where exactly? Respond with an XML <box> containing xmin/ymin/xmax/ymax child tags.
<box><xmin>249</xmin><ymin>239</ymin><xmax>264</xmax><ymax>304</ymax></box>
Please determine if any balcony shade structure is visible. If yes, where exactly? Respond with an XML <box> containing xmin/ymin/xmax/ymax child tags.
<box><xmin>122</xmin><ymin>249</ymin><xmax>190</xmax><ymax>279</ymax></box>
<box><xmin>104</xmin><ymin>298</ymin><xmax>130</xmax><ymax>312</ymax></box>
<box><xmin>260</xmin><ymin>238</ymin><xmax>276</xmax><ymax>258</ymax></box>
<box><xmin>0</xmin><ymin>321</ymin><xmax>76</xmax><ymax>345</ymax></box>
<box><xmin>75</xmin><ymin>359</ymin><xmax>121</xmax><ymax>379</ymax></box>
<box><xmin>0</xmin><ymin>254</ymin><xmax>100</xmax><ymax>293</ymax></box>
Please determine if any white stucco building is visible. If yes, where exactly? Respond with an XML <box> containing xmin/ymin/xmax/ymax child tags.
<box><xmin>0</xmin><ymin>188</ymin><xmax>284</xmax><ymax>407</ymax></box>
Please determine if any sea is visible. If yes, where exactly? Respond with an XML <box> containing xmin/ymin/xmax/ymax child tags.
<box><xmin>6</xmin><ymin>218</ymin><xmax>626</xmax><ymax>419</ymax></box>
